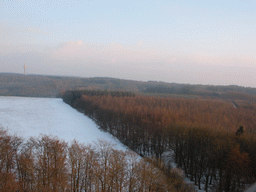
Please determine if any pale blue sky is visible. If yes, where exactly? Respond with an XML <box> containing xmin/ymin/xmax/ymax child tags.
<box><xmin>1</xmin><ymin>0</ymin><xmax>255</xmax><ymax>87</ymax></box>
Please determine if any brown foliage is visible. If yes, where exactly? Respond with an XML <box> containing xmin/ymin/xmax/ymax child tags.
<box><xmin>64</xmin><ymin>93</ymin><xmax>256</xmax><ymax>191</ymax></box>
<box><xmin>223</xmin><ymin>145</ymin><xmax>251</xmax><ymax>191</ymax></box>
<box><xmin>0</xmin><ymin>128</ymin><xmax>182</xmax><ymax>192</ymax></box>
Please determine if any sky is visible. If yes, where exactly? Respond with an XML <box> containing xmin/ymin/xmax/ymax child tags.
<box><xmin>0</xmin><ymin>0</ymin><xmax>255</xmax><ymax>87</ymax></box>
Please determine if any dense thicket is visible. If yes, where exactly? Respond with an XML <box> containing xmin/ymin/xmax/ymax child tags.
<box><xmin>0</xmin><ymin>128</ymin><xmax>192</xmax><ymax>192</ymax></box>
<box><xmin>63</xmin><ymin>90</ymin><xmax>135</xmax><ymax>105</ymax></box>
<box><xmin>63</xmin><ymin>91</ymin><xmax>256</xmax><ymax>192</ymax></box>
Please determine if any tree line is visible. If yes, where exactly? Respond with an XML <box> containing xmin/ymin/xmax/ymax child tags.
<box><xmin>0</xmin><ymin>128</ymin><xmax>194</xmax><ymax>192</ymax></box>
<box><xmin>2</xmin><ymin>73</ymin><xmax>256</xmax><ymax>99</ymax></box>
<box><xmin>63</xmin><ymin>90</ymin><xmax>135</xmax><ymax>105</ymax></box>
<box><xmin>63</xmin><ymin>90</ymin><xmax>256</xmax><ymax>191</ymax></box>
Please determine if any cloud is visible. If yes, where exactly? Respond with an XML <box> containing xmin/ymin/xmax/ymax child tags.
<box><xmin>50</xmin><ymin>40</ymin><xmax>88</xmax><ymax>60</ymax></box>
<box><xmin>50</xmin><ymin>40</ymin><xmax>176</xmax><ymax>65</ymax></box>
<box><xmin>48</xmin><ymin>39</ymin><xmax>256</xmax><ymax>70</ymax></box>
<box><xmin>188</xmin><ymin>53</ymin><xmax>256</xmax><ymax>68</ymax></box>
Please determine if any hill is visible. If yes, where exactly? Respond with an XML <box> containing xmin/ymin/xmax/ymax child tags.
<box><xmin>1</xmin><ymin>73</ymin><xmax>256</xmax><ymax>102</ymax></box>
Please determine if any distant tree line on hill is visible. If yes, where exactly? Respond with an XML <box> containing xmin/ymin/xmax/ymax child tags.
<box><xmin>0</xmin><ymin>128</ymin><xmax>194</xmax><ymax>192</ymax></box>
<box><xmin>63</xmin><ymin>90</ymin><xmax>256</xmax><ymax>192</ymax></box>
<box><xmin>1</xmin><ymin>73</ymin><xmax>256</xmax><ymax>101</ymax></box>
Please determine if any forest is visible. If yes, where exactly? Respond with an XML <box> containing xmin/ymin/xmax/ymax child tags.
<box><xmin>63</xmin><ymin>90</ymin><xmax>256</xmax><ymax>192</ymax></box>
<box><xmin>1</xmin><ymin>73</ymin><xmax>256</xmax><ymax>100</ymax></box>
<box><xmin>0</xmin><ymin>128</ymin><xmax>193</xmax><ymax>192</ymax></box>
<box><xmin>2</xmin><ymin>73</ymin><xmax>256</xmax><ymax>191</ymax></box>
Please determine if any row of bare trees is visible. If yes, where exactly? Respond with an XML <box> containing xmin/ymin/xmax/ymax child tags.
<box><xmin>167</xmin><ymin>126</ymin><xmax>255</xmax><ymax>191</ymax></box>
<box><xmin>0</xmin><ymin>128</ymin><xmax>192</xmax><ymax>192</ymax></box>
<box><xmin>62</xmin><ymin>91</ymin><xmax>256</xmax><ymax>191</ymax></box>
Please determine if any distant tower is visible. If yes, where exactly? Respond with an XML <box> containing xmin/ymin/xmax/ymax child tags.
<box><xmin>24</xmin><ymin>64</ymin><xmax>27</xmax><ymax>75</ymax></box>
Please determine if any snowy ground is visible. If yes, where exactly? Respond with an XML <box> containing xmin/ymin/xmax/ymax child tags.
<box><xmin>162</xmin><ymin>150</ymin><xmax>206</xmax><ymax>192</ymax></box>
<box><xmin>0</xmin><ymin>96</ymin><xmax>127</xmax><ymax>150</ymax></box>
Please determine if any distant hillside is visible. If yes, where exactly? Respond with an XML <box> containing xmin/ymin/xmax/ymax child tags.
<box><xmin>1</xmin><ymin>73</ymin><xmax>256</xmax><ymax>102</ymax></box>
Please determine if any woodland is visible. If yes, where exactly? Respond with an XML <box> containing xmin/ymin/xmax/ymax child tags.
<box><xmin>63</xmin><ymin>90</ymin><xmax>256</xmax><ymax>192</ymax></box>
<box><xmin>1</xmin><ymin>73</ymin><xmax>256</xmax><ymax>100</ymax></box>
<box><xmin>1</xmin><ymin>73</ymin><xmax>256</xmax><ymax>191</ymax></box>
<box><xmin>0</xmin><ymin>128</ymin><xmax>193</xmax><ymax>192</ymax></box>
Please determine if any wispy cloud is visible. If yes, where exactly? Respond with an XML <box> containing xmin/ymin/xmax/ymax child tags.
<box><xmin>49</xmin><ymin>40</ymin><xmax>256</xmax><ymax>69</ymax></box>
<box><xmin>50</xmin><ymin>40</ymin><xmax>174</xmax><ymax>64</ymax></box>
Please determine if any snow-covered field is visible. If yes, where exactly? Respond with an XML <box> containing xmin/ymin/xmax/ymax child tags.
<box><xmin>0</xmin><ymin>96</ymin><xmax>127</xmax><ymax>150</ymax></box>
<box><xmin>1</xmin><ymin>96</ymin><xmax>202</xmax><ymax>190</ymax></box>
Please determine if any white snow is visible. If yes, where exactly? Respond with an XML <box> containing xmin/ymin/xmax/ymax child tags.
<box><xmin>0</xmin><ymin>96</ymin><xmax>127</xmax><ymax>150</ymax></box>
<box><xmin>162</xmin><ymin>150</ymin><xmax>206</xmax><ymax>192</ymax></box>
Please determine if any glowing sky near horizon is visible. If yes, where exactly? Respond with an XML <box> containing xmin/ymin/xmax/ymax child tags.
<box><xmin>0</xmin><ymin>0</ymin><xmax>255</xmax><ymax>87</ymax></box>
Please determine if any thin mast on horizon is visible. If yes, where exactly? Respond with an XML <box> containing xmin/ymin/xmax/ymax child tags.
<box><xmin>24</xmin><ymin>64</ymin><xmax>27</xmax><ymax>75</ymax></box>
